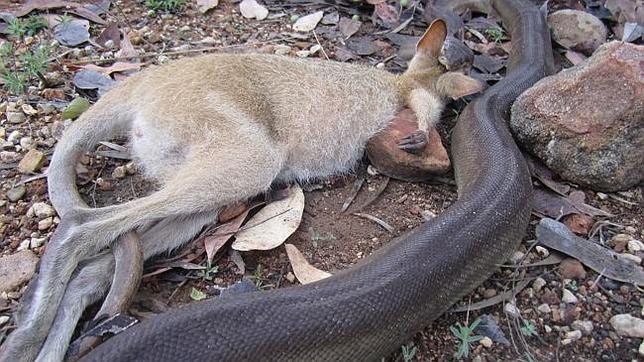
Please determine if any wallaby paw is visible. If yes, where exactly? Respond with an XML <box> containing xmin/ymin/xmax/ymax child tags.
<box><xmin>398</xmin><ymin>130</ymin><xmax>428</xmax><ymax>154</ymax></box>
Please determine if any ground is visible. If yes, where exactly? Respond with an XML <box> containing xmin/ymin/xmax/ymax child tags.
<box><xmin>0</xmin><ymin>0</ymin><xmax>642</xmax><ymax>361</ymax></box>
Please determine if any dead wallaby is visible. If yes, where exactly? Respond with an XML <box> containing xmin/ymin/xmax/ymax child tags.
<box><xmin>0</xmin><ymin>19</ymin><xmax>482</xmax><ymax>362</ymax></box>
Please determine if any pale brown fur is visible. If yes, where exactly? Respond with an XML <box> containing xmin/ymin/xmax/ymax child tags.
<box><xmin>0</xmin><ymin>20</ymin><xmax>481</xmax><ymax>362</ymax></box>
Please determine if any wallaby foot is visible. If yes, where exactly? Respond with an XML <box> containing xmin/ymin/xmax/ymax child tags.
<box><xmin>398</xmin><ymin>130</ymin><xmax>429</xmax><ymax>153</ymax></box>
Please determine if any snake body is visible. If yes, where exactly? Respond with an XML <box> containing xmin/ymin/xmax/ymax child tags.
<box><xmin>84</xmin><ymin>0</ymin><xmax>552</xmax><ymax>359</ymax></box>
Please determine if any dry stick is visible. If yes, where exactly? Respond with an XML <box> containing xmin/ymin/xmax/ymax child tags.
<box><xmin>67</xmin><ymin>37</ymin><xmax>298</xmax><ymax>65</ymax></box>
<box><xmin>312</xmin><ymin>30</ymin><xmax>329</xmax><ymax>60</ymax></box>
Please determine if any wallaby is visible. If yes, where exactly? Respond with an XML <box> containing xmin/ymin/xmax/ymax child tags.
<box><xmin>0</xmin><ymin>19</ymin><xmax>482</xmax><ymax>362</ymax></box>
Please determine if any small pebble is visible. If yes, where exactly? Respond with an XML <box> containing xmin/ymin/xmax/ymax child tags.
<box><xmin>112</xmin><ymin>166</ymin><xmax>127</xmax><ymax>179</ymax></box>
<box><xmin>621</xmin><ymin>253</ymin><xmax>642</xmax><ymax>265</ymax></box>
<box><xmin>0</xmin><ymin>316</ymin><xmax>8</xmax><ymax>326</ymax></box>
<box><xmin>538</xmin><ymin>303</ymin><xmax>552</xmax><ymax>314</ymax></box>
<box><xmin>479</xmin><ymin>336</ymin><xmax>493</xmax><ymax>348</ymax></box>
<box><xmin>628</xmin><ymin>239</ymin><xmax>644</xmax><ymax>253</ymax></box>
<box><xmin>30</xmin><ymin>237</ymin><xmax>45</xmax><ymax>249</ymax></box>
<box><xmin>17</xmin><ymin>239</ymin><xmax>30</xmax><ymax>251</ymax></box>
<box><xmin>571</xmin><ymin>320</ymin><xmax>593</xmax><ymax>335</ymax></box>
<box><xmin>510</xmin><ymin>251</ymin><xmax>525</xmax><ymax>264</ymax></box>
<box><xmin>536</xmin><ymin>245</ymin><xmax>549</xmax><ymax>257</ymax></box>
<box><xmin>597</xmin><ymin>192</ymin><xmax>608</xmax><ymax>200</ymax></box>
<box><xmin>285</xmin><ymin>272</ymin><xmax>295</xmax><ymax>283</ymax></box>
<box><xmin>29</xmin><ymin>202</ymin><xmax>56</xmax><ymax>218</ymax></box>
<box><xmin>482</xmin><ymin>289</ymin><xmax>497</xmax><ymax>298</ymax></box>
<box><xmin>6</xmin><ymin>111</ymin><xmax>25</xmax><ymax>124</ymax></box>
<box><xmin>38</xmin><ymin>217</ymin><xmax>53</xmax><ymax>230</ymax></box>
<box><xmin>7</xmin><ymin>130</ymin><xmax>21</xmax><ymax>144</ymax></box>
<box><xmin>544</xmin><ymin>325</ymin><xmax>552</xmax><ymax>333</ymax></box>
<box><xmin>504</xmin><ymin>302</ymin><xmax>520</xmax><ymax>318</ymax></box>
<box><xmin>18</xmin><ymin>149</ymin><xmax>45</xmax><ymax>173</ymax></box>
<box><xmin>6</xmin><ymin>186</ymin><xmax>26</xmax><ymax>202</ymax></box>
<box><xmin>559</xmin><ymin>258</ymin><xmax>586</xmax><ymax>279</ymax></box>
<box><xmin>532</xmin><ymin>277</ymin><xmax>547</xmax><ymax>291</ymax></box>
<box><xmin>562</xmin><ymin>289</ymin><xmax>578</xmax><ymax>304</ymax></box>
<box><xmin>610</xmin><ymin>314</ymin><xmax>644</xmax><ymax>338</ymax></box>
<box><xmin>565</xmin><ymin>330</ymin><xmax>582</xmax><ymax>341</ymax></box>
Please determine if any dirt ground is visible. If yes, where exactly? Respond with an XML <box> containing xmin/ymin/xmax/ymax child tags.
<box><xmin>0</xmin><ymin>0</ymin><xmax>642</xmax><ymax>361</ymax></box>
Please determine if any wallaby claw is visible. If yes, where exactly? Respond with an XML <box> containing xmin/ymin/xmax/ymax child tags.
<box><xmin>398</xmin><ymin>130</ymin><xmax>428</xmax><ymax>154</ymax></box>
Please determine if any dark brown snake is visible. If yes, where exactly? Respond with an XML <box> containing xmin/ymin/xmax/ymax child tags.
<box><xmin>84</xmin><ymin>0</ymin><xmax>553</xmax><ymax>360</ymax></box>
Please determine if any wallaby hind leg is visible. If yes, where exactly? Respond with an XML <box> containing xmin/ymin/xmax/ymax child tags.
<box><xmin>1</xmin><ymin>139</ymin><xmax>283</xmax><ymax>362</ymax></box>
<box><xmin>36</xmin><ymin>210</ymin><xmax>219</xmax><ymax>362</ymax></box>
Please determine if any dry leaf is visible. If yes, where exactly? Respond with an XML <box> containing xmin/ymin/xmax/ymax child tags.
<box><xmin>96</xmin><ymin>22</ymin><xmax>121</xmax><ymax>48</ymax></box>
<box><xmin>82</xmin><ymin>62</ymin><xmax>140</xmax><ymax>76</ymax></box>
<box><xmin>285</xmin><ymin>244</ymin><xmax>331</xmax><ymax>284</ymax></box>
<box><xmin>232</xmin><ymin>186</ymin><xmax>304</xmax><ymax>251</ymax></box>
<box><xmin>115</xmin><ymin>30</ymin><xmax>138</xmax><ymax>59</ymax></box>
<box><xmin>239</xmin><ymin>0</ymin><xmax>268</xmax><ymax>20</ymax></box>
<box><xmin>293</xmin><ymin>11</ymin><xmax>324</xmax><ymax>32</ymax></box>
<box><xmin>374</xmin><ymin>3</ymin><xmax>399</xmax><ymax>26</ymax></box>
<box><xmin>338</xmin><ymin>17</ymin><xmax>361</xmax><ymax>39</ymax></box>
<box><xmin>197</xmin><ymin>0</ymin><xmax>219</xmax><ymax>13</ymax></box>
<box><xmin>204</xmin><ymin>210</ymin><xmax>249</xmax><ymax>262</ymax></box>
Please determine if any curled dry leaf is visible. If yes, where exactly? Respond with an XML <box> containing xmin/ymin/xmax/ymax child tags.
<box><xmin>82</xmin><ymin>62</ymin><xmax>141</xmax><ymax>76</ymax></box>
<box><xmin>115</xmin><ymin>30</ymin><xmax>138</xmax><ymax>59</ymax></box>
<box><xmin>339</xmin><ymin>17</ymin><xmax>361</xmax><ymax>39</ymax></box>
<box><xmin>293</xmin><ymin>11</ymin><xmax>324</xmax><ymax>32</ymax></box>
<box><xmin>374</xmin><ymin>2</ymin><xmax>399</xmax><ymax>27</ymax></box>
<box><xmin>239</xmin><ymin>0</ymin><xmax>268</xmax><ymax>21</ymax></box>
<box><xmin>197</xmin><ymin>0</ymin><xmax>219</xmax><ymax>14</ymax></box>
<box><xmin>285</xmin><ymin>244</ymin><xmax>331</xmax><ymax>284</ymax></box>
<box><xmin>232</xmin><ymin>185</ymin><xmax>305</xmax><ymax>251</ymax></box>
<box><xmin>54</xmin><ymin>19</ymin><xmax>90</xmax><ymax>47</ymax></box>
<box><xmin>204</xmin><ymin>209</ymin><xmax>249</xmax><ymax>262</ymax></box>
<box><xmin>96</xmin><ymin>22</ymin><xmax>121</xmax><ymax>48</ymax></box>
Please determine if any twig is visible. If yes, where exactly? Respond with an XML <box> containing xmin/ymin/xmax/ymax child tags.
<box><xmin>312</xmin><ymin>30</ymin><xmax>329</xmax><ymax>60</ymax></box>
<box><xmin>352</xmin><ymin>212</ymin><xmax>394</xmax><ymax>232</ymax></box>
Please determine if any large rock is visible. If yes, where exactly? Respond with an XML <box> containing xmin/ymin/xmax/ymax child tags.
<box><xmin>548</xmin><ymin>9</ymin><xmax>607</xmax><ymax>54</ymax></box>
<box><xmin>367</xmin><ymin>108</ymin><xmax>450</xmax><ymax>181</ymax></box>
<box><xmin>510</xmin><ymin>41</ymin><xmax>643</xmax><ymax>192</ymax></box>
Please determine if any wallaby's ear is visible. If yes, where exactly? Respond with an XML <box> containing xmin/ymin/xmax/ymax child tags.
<box><xmin>436</xmin><ymin>72</ymin><xmax>484</xmax><ymax>99</ymax></box>
<box><xmin>416</xmin><ymin>19</ymin><xmax>447</xmax><ymax>56</ymax></box>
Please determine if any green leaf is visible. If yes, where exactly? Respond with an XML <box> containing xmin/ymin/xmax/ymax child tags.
<box><xmin>61</xmin><ymin>97</ymin><xmax>90</xmax><ymax>120</ymax></box>
<box><xmin>190</xmin><ymin>287</ymin><xmax>207</xmax><ymax>301</ymax></box>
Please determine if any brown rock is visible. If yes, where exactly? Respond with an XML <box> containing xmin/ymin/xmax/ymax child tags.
<box><xmin>563</xmin><ymin>213</ymin><xmax>593</xmax><ymax>235</ymax></box>
<box><xmin>548</xmin><ymin>10</ymin><xmax>607</xmax><ymax>54</ymax></box>
<box><xmin>559</xmin><ymin>258</ymin><xmax>587</xmax><ymax>279</ymax></box>
<box><xmin>18</xmin><ymin>149</ymin><xmax>45</xmax><ymax>173</ymax></box>
<box><xmin>366</xmin><ymin>108</ymin><xmax>450</xmax><ymax>181</ymax></box>
<box><xmin>0</xmin><ymin>250</ymin><xmax>39</xmax><ymax>293</ymax></box>
<box><xmin>541</xmin><ymin>289</ymin><xmax>561</xmax><ymax>305</ymax></box>
<box><xmin>41</xmin><ymin>88</ymin><xmax>66</xmax><ymax>100</ymax></box>
<box><xmin>510</xmin><ymin>42</ymin><xmax>643</xmax><ymax>192</ymax></box>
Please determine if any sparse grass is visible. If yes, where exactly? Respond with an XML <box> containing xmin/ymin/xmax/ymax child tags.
<box><xmin>400</xmin><ymin>343</ymin><xmax>417</xmax><ymax>362</ymax></box>
<box><xmin>450</xmin><ymin>318</ymin><xmax>483</xmax><ymax>359</ymax></box>
<box><xmin>145</xmin><ymin>0</ymin><xmax>186</xmax><ymax>12</ymax></box>
<box><xmin>1</xmin><ymin>31</ymin><xmax>51</xmax><ymax>94</ymax></box>
<box><xmin>484</xmin><ymin>27</ymin><xmax>507</xmax><ymax>43</ymax></box>
<box><xmin>196</xmin><ymin>260</ymin><xmax>219</xmax><ymax>282</ymax></box>
<box><xmin>251</xmin><ymin>265</ymin><xmax>271</xmax><ymax>290</ymax></box>
<box><xmin>5</xmin><ymin>15</ymin><xmax>47</xmax><ymax>38</ymax></box>
<box><xmin>520</xmin><ymin>319</ymin><xmax>538</xmax><ymax>337</ymax></box>
<box><xmin>1</xmin><ymin>71</ymin><xmax>27</xmax><ymax>94</ymax></box>
<box><xmin>56</xmin><ymin>14</ymin><xmax>75</xmax><ymax>26</ymax></box>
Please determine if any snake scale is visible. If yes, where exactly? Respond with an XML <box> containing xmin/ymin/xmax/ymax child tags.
<box><xmin>84</xmin><ymin>0</ymin><xmax>552</xmax><ymax>360</ymax></box>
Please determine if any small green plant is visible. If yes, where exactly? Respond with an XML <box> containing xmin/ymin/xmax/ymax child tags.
<box><xmin>309</xmin><ymin>227</ymin><xmax>336</xmax><ymax>247</ymax></box>
<box><xmin>450</xmin><ymin>318</ymin><xmax>483</xmax><ymax>359</ymax></box>
<box><xmin>484</xmin><ymin>27</ymin><xmax>507</xmax><ymax>43</ymax></box>
<box><xmin>251</xmin><ymin>265</ymin><xmax>271</xmax><ymax>290</ymax></box>
<box><xmin>400</xmin><ymin>343</ymin><xmax>417</xmax><ymax>362</ymax></box>
<box><xmin>1</xmin><ymin>71</ymin><xmax>27</xmax><ymax>94</ymax></box>
<box><xmin>145</xmin><ymin>0</ymin><xmax>186</xmax><ymax>12</ymax></box>
<box><xmin>56</xmin><ymin>14</ymin><xmax>75</xmax><ymax>26</ymax></box>
<box><xmin>25</xmin><ymin>15</ymin><xmax>48</xmax><ymax>36</ymax></box>
<box><xmin>6</xmin><ymin>18</ymin><xmax>28</xmax><ymax>38</ymax></box>
<box><xmin>20</xmin><ymin>45</ymin><xmax>49</xmax><ymax>79</ymax></box>
<box><xmin>196</xmin><ymin>260</ymin><xmax>219</xmax><ymax>281</ymax></box>
<box><xmin>520</xmin><ymin>319</ymin><xmax>538</xmax><ymax>337</ymax></box>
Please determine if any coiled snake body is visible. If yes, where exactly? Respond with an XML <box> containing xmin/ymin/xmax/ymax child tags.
<box><xmin>85</xmin><ymin>0</ymin><xmax>553</xmax><ymax>359</ymax></box>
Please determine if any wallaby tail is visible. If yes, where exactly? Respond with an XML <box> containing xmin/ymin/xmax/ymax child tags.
<box><xmin>48</xmin><ymin>98</ymin><xmax>133</xmax><ymax>216</ymax></box>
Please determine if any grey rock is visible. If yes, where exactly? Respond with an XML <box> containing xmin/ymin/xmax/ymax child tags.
<box><xmin>6</xmin><ymin>111</ymin><xmax>25</xmax><ymax>124</ymax></box>
<box><xmin>610</xmin><ymin>314</ymin><xmax>644</xmax><ymax>338</ymax></box>
<box><xmin>0</xmin><ymin>250</ymin><xmax>39</xmax><ymax>293</ymax></box>
<box><xmin>510</xmin><ymin>41</ymin><xmax>643</xmax><ymax>192</ymax></box>
<box><xmin>6</xmin><ymin>186</ymin><xmax>26</xmax><ymax>202</ymax></box>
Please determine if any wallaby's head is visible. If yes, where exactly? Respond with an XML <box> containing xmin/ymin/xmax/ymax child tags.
<box><xmin>400</xmin><ymin>19</ymin><xmax>482</xmax><ymax>101</ymax></box>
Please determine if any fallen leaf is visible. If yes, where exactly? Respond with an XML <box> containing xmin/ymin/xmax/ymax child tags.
<box><xmin>204</xmin><ymin>210</ymin><xmax>249</xmax><ymax>262</ymax></box>
<box><xmin>346</xmin><ymin>36</ymin><xmax>379</xmax><ymax>55</ymax></box>
<box><xmin>339</xmin><ymin>17</ymin><xmax>361</xmax><ymax>39</ymax></box>
<box><xmin>475</xmin><ymin>315</ymin><xmax>511</xmax><ymax>346</ymax></box>
<box><xmin>293</xmin><ymin>11</ymin><xmax>324</xmax><ymax>32</ymax></box>
<box><xmin>189</xmin><ymin>287</ymin><xmax>207</xmax><ymax>301</ymax></box>
<box><xmin>197</xmin><ymin>0</ymin><xmax>219</xmax><ymax>13</ymax></box>
<box><xmin>82</xmin><ymin>61</ymin><xmax>141</xmax><ymax>76</ymax></box>
<box><xmin>532</xmin><ymin>189</ymin><xmax>612</xmax><ymax>219</ymax></box>
<box><xmin>73</xmin><ymin>70</ymin><xmax>116</xmax><ymax>94</ymax></box>
<box><xmin>61</xmin><ymin>97</ymin><xmax>90</xmax><ymax>120</ymax></box>
<box><xmin>239</xmin><ymin>0</ymin><xmax>268</xmax><ymax>21</ymax></box>
<box><xmin>232</xmin><ymin>186</ymin><xmax>304</xmax><ymax>251</ymax></box>
<box><xmin>374</xmin><ymin>2</ymin><xmax>399</xmax><ymax>27</ymax></box>
<box><xmin>285</xmin><ymin>244</ymin><xmax>331</xmax><ymax>284</ymax></box>
<box><xmin>536</xmin><ymin>218</ymin><xmax>644</xmax><ymax>285</ymax></box>
<box><xmin>229</xmin><ymin>249</ymin><xmax>245</xmax><ymax>275</ymax></box>
<box><xmin>115</xmin><ymin>30</ymin><xmax>138</xmax><ymax>59</ymax></box>
<box><xmin>54</xmin><ymin>19</ymin><xmax>90</xmax><ymax>47</ymax></box>
<box><xmin>527</xmin><ymin>157</ymin><xmax>570</xmax><ymax>196</ymax></box>
<box><xmin>96</xmin><ymin>22</ymin><xmax>121</xmax><ymax>48</ymax></box>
